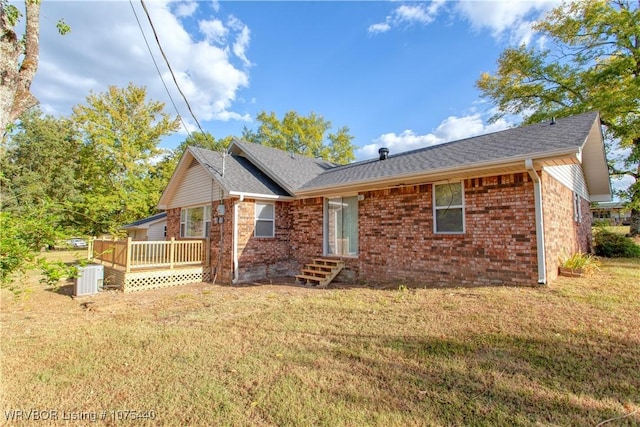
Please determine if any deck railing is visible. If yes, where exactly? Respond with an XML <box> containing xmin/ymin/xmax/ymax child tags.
<box><xmin>92</xmin><ymin>237</ymin><xmax>205</xmax><ymax>272</ymax></box>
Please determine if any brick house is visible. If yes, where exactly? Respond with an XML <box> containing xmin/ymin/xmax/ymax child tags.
<box><xmin>158</xmin><ymin>111</ymin><xmax>611</xmax><ymax>286</ymax></box>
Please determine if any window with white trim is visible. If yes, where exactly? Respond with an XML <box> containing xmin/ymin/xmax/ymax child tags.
<box><xmin>433</xmin><ymin>182</ymin><xmax>465</xmax><ymax>233</ymax></box>
<box><xmin>255</xmin><ymin>202</ymin><xmax>275</xmax><ymax>238</ymax></box>
<box><xmin>180</xmin><ymin>205</ymin><xmax>211</xmax><ymax>238</ymax></box>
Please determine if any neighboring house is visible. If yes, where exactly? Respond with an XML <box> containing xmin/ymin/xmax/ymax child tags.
<box><xmin>591</xmin><ymin>201</ymin><xmax>631</xmax><ymax>225</ymax></box>
<box><xmin>158</xmin><ymin>112</ymin><xmax>611</xmax><ymax>286</ymax></box>
<box><xmin>121</xmin><ymin>212</ymin><xmax>168</xmax><ymax>241</ymax></box>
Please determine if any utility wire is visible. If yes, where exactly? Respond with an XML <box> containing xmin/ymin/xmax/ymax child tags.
<box><xmin>128</xmin><ymin>0</ymin><xmax>191</xmax><ymax>138</ymax></box>
<box><xmin>139</xmin><ymin>0</ymin><xmax>207</xmax><ymax>135</ymax></box>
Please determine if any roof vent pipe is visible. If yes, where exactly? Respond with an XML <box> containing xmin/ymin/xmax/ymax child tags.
<box><xmin>550</xmin><ymin>117</ymin><xmax>556</xmax><ymax>125</ymax></box>
<box><xmin>378</xmin><ymin>147</ymin><xmax>389</xmax><ymax>160</ymax></box>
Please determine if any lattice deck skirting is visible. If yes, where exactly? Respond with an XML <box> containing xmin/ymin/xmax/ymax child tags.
<box><xmin>103</xmin><ymin>265</ymin><xmax>210</xmax><ymax>293</ymax></box>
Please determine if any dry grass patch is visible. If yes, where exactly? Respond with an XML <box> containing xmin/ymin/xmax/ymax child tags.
<box><xmin>1</xmin><ymin>254</ymin><xmax>639</xmax><ymax>426</ymax></box>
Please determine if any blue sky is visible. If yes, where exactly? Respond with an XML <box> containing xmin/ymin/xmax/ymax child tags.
<box><xmin>33</xmin><ymin>0</ymin><xmax>560</xmax><ymax>161</ymax></box>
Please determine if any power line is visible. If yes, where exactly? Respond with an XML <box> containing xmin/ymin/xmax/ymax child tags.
<box><xmin>138</xmin><ymin>0</ymin><xmax>207</xmax><ymax>135</ymax></box>
<box><xmin>128</xmin><ymin>0</ymin><xmax>191</xmax><ymax>138</ymax></box>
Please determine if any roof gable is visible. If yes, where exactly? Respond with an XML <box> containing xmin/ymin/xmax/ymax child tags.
<box><xmin>580</xmin><ymin>116</ymin><xmax>611</xmax><ymax>201</ymax></box>
<box><xmin>158</xmin><ymin>146</ymin><xmax>291</xmax><ymax>209</ymax></box>
<box><xmin>189</xmin><ymin>146</ymin><xmax>290</xmax><ymax>197</ymax></box>
<box><xmin>228</xmin><ymin>139</ymin><xmax>335</xmax><ymax>194</ymax></box>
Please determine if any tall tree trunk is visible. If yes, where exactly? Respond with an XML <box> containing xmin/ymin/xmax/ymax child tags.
<box><xmin>0</xmin><ymin>0</ymin><xmax>40</xmax><ymax>140</ymax></box>
<box><xmin>630</xmin><ymin>208</ymin><xmax>640</xmax><ymax>236</ymax></box>
<box><xmin>630</xmin><ymin>162</ymin><xmax>640</xmax><ymax>237</ymax></box>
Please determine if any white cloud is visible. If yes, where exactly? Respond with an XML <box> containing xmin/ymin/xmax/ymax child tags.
<box><xmin>199</xmin><ymin>18</ymin><xmax>228</xmax><ymax>43</ymax></box>
<box><xmin>368</xmin><ymin>1</ymin><xmax>445</xmax><ymax>34</ymax></box>
<box><xmin>369</xmin><ymin>0</ymin><xmax>556</xmax><ymax>44</ymax></box>
<box><xmin>395</xmin><ymin>4</ymin><xmax>436</xmax><ymax>25</ymax></box>
<box><xmin>454</xmin><ymin>0</ymin><xmax>557</xmax><ymax>44</ymax></box>
<box><xmin>368</xmin><ymin>22</ymin><xmax>391</xmax><ymax>34</ymax></box>
<box><xmin>173</xmin><ymin>1</ymin><xmax>198</xmax><ymax>18</ymax></box>
<box><xmin>230</xmin><ymin>18</ymin><xmax>252</xmax><ymax>67</ymax></box>
<box><xmin>355</xmin><ymin>113</ymin><xmax>513</xmax><ymax>161</ymax></box>
<box><xmin>32</xmin><ymin>1</ymin><xmax>251</xmax><ymax>135</ymax></box>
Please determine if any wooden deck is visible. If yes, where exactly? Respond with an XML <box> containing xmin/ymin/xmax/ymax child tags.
<box><xmin>91</xmin><ymin>238</ymin><xmax>209</xmax><ymax>292</ymax></box>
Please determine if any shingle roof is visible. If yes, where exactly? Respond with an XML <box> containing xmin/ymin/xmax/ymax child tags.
<box><xmin>176</xmin><ymin>112</ymin><xmax>606</xmax><ymax>201</ymax></box>
<box><xmin>122</xmin><ymin>212</ymin><xmax>167</xmax><ymax>228</ymax></box>
<box><xmin>189</xmin><ymin>146</ymin><xmax>290</xmax><ymax>197</ymax></box>
<box><xmin>300</xmin><ymin>111</ymin><xmax>601</xmax><ymax>191</ymax></box>
<box><xmin>228</xmin><ymin>139</ymin><xmax>335</xmax><ymax>193</ymax></box>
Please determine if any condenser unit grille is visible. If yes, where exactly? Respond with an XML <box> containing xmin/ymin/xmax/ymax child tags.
<box><xmin>74</xmin><ymin>265</ymin><xmax>104</xmax><ymax>296</ymax></box>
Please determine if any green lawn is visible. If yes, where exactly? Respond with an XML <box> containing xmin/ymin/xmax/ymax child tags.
<box><xmin>1</xmin><ymin>256</ymin><xmax>639</xmax><ymax>426</ymax></box>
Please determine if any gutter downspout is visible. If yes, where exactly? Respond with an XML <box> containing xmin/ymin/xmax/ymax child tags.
<box><xmin>525</xmin><ymin>159</ymin><xmax>547</xmax><ymax>285</ymax></box>
<box><xmin>232</xmin><ymin>195</ymin><xmax>242</xmax><ymax>284</ymax></box>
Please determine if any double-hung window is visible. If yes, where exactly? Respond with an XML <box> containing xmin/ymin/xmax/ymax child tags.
<box><xmin>433</xmin><ymin>182</ymin><xmax>465</xmax><ymax>233</ymax></box>
<box><xmin>180</xmin><ymin>205</ymin><xmax>211</xmax><ymax>238</ymax></box>
<box><xmin>255</xmin><ymin>202</ymin><xmax>275</xmax><ymax>238</ymax></box>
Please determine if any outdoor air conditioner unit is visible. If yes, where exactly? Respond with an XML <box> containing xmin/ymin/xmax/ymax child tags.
<box><xmin>74</xmin><ymin>264</ymin><xmax>104</xmax><ymax>297</ymax></box>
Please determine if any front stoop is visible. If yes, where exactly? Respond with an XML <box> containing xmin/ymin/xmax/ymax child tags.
<box><xmin>295</xmin><ymin>258</ymin><xmax>345</xmax><ymax>288</ymax></box>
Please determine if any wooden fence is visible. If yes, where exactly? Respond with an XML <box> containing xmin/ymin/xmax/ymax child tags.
<box><xmin>92</xmin><ymin>238</ymin><xmax>205</xmax><ymax>272</ymax></box>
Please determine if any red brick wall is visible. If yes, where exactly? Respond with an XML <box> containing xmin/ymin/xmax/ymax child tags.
<box><xmin>542</xmin><ymin>171</ymin><xmax>593</xmax><ymax>282</ymax></box>
<box><xmin>354</xmin><ymin>174</ymin><xmax>539</xmax><ymax>286</ymax></box>
<box><xmin>289</xmin><ymin>197</ymin><xmax>324</xmax><ymax>263</ymax></box>
<box><xmin>286</xmin><ymin>173</ymin><xmax>540</xmax><ymax>286</ymax></box>
<box><xmin>235</xmin><ymin>200</ymin><xmax>296</xmax><ymax>281</ymax></box>
<box><xmin>166</xmin><ymin>203</ymin><xmax>235</xmax><ymax>283</ymax></box>
<box><xmin>167</xmin><ymin>170</ymin><xmax>591</xmax><ymax>287</ymax></box>
<box><xmin>209</xmin><ymin>199</ymin><xmax>234</xmax><ymax>283</ymax></box>
<box><xmin>166</xmin><ymin>208</ymin><xmax>180</xmax><ymax>240</ymax></box>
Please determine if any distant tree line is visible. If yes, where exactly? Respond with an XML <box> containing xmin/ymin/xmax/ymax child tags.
<box><xmin>0</xmin><ymin>82</ymin><xmax>355</xmax><ymax>284</ymax></box>
<box><xmin>1</xmin><ymin>84</ymin><xmax>356</xmax><ymax>235</ymax></box>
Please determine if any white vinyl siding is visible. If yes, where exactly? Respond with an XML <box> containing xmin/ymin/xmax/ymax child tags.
<box><xmin>433</xmin><ymin>182</ymin><xmax>465</xmax><ymax>233</ymax></box>
<box><xmin>167</xmin><ymin>162</ymin><xmax>222</xmax><ymax>209</ymax></box>
<box><xmin>255</xmin><ymin>202</ymin><xmax>275</xmax><ymax>238</ymax></box>
<box><xmin>545</xmin><ymin>164</ymin><xmax>589</xmax><ymax>201</ymax></box>
<box><xmin>147</xmin><ymin>220</ymin><xmax>167</xmax><ymax>241</ymax></box>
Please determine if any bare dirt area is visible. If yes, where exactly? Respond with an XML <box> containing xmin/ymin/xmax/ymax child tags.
<box><xmin>1</xmin><ymin>256</ymin><xmax>319</xmax><ymax>323</ymax></box>
<box><xmin>1</xmin><ymin>251</ymin><xmax>375</xmax><ymax>325</ymax></box>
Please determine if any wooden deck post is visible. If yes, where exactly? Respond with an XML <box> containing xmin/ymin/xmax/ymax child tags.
<box><xmin>169</xmin><ymin>237</ymin><xmax>175</xmax><ymax>270</ymax></box>
<box><xmin>88</xmin><ymin>237</ymin><xmax>94</xmax><ymax>261</ymax></box>
<box><xmin>204</xmin><ymin>238</ymin><xmax>210</xmax><ymax>267</ymax></box>
<box><xmin>111</xmin><ymin>236</ymin><xmax>117</xmax><ymax>268</ymax></box>
<box><xmin>125</xmin><ymin>237</ymin><xmax>132</xmax><ymax>273</ymax></box>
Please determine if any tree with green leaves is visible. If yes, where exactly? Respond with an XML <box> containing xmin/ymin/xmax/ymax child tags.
<box><xmin>71</xmin><ymin>83</ymin><xmax>180</xmax><ymax>234</ymax></box>
<box><xmin>0</xmin><ymin>0</ymin><xmax>69</xmax><ymax>139</ymax></box>
<box><xmin>0</xmin><ymin>108</ymin><xmax>86</xmax><ymax>285</ymax></box>
<box><xmin>0</xmin><ymin>205</ymin><xmax>65</xmax><ymax>286</ymax></box>
<box><xmin>1</xmin><ymin>108</ymin><xmax>80</xmax><ymax>225</ymax></box>
<box><xmin>242</xmin><ymin>110</ymin><xmax>355</xmax><ymax>164</ymax></box>
<box><xmin>476</xmin><ymin>0</ymin><xmax>640</xmax><ymax>235</ymax></box>
<box><xmin>173</xmin><ymin>131</ymin><xmax>233</xmax><ymax>160</ymax></box>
